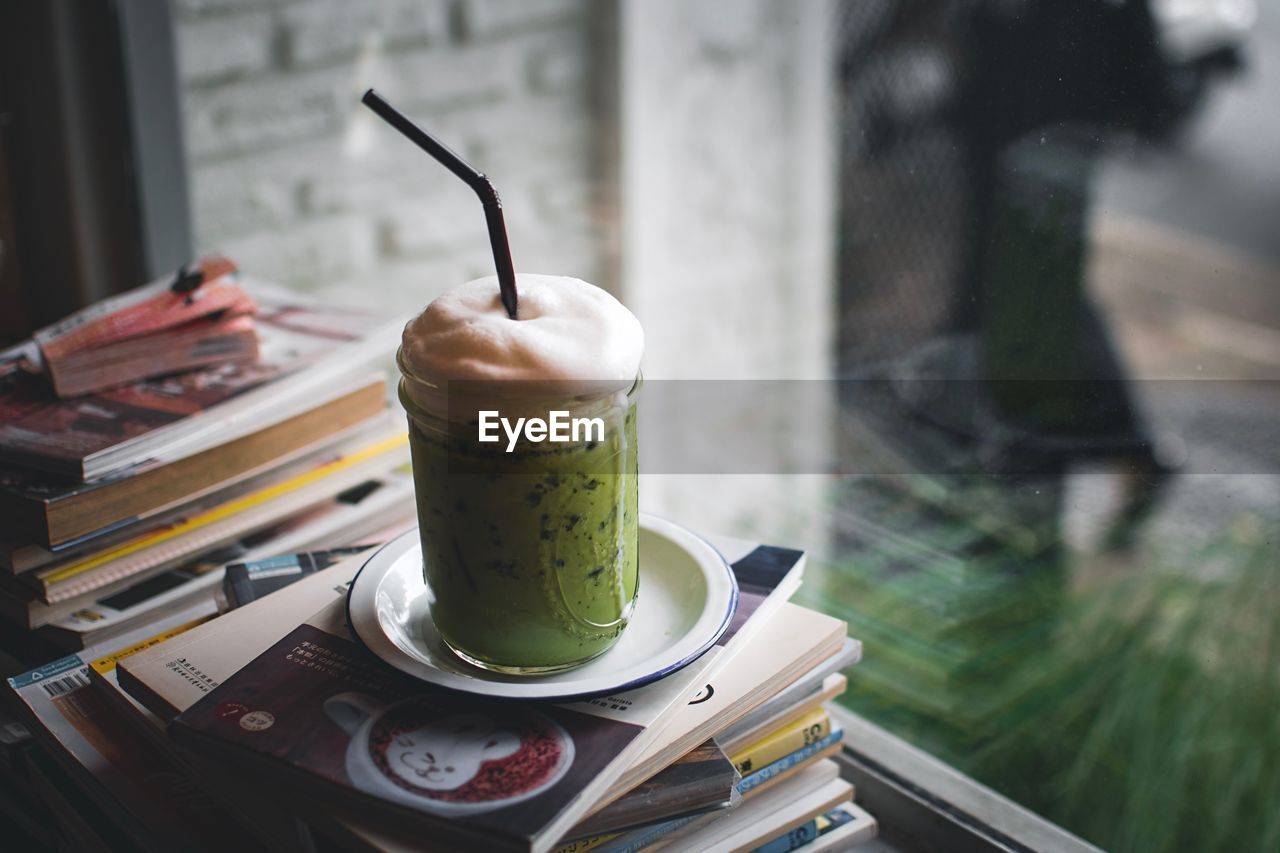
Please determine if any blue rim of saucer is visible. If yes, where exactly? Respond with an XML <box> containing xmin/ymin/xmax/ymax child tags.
<box><xmin>344</xmin><ymin>516</ymin><xmax>738</xmax><ymax>701</ymax></box>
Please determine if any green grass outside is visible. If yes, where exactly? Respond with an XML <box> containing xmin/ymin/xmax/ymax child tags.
<box><xmin>804</xmin><ymin>480</ymin><xmax>1280</xmax><ymax>852</ymax></box>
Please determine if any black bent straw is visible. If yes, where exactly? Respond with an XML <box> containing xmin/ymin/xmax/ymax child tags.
<box><xmin>361</xmin><ymin>88</ymin><xmax>519</xmax><ymax>319</ymax></box>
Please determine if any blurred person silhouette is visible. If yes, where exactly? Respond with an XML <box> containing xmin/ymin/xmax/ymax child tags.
<box><xmin>838</xmin><ymin>0</ymin><xmax>1241</xmax><ymax>548</ymax></box>
<box><xmin>959</xmin><ymin>0</ymin><xmax>1245</xmax><ymax>547</ymax></box>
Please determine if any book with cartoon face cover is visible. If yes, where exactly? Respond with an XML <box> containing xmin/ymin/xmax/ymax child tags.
<box><xmin>167</xmin><ymin>542</ymin><xmax>810</xmax><ymax>852</ymax></box>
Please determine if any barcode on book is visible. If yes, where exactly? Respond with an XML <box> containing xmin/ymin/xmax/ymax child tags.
<box><xmin>40</xmin><ymin>671</ymin><xmax>89</xmax><ymax>698</ymax></box>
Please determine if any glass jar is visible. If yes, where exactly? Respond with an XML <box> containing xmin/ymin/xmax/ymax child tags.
<box><xmin>397</xmin><ymin>347</ymin><xmax>640</xmax><ymax>674</ymax></box>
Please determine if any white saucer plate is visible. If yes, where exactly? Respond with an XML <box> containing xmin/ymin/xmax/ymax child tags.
<box><xmin>346</xmin><ymin>514</ymin><xmax>738</xmax><ymax>701</ymax></box>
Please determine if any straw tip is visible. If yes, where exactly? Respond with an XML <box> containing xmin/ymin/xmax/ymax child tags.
<box><xmin>361</xmin><ymin>88</ymin><xmax>380</xmax><ymax>105</ymax></box>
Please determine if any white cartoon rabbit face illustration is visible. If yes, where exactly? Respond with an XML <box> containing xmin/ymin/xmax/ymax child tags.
<box><xmin>324</xmin><ymin>693</ymin><xmax>574</xmax><ymax>814</ymax></box>
<box><xmin>384</xmin><ymin>715</ymin><xmax>520</xmax><ymax>791</ymax></box>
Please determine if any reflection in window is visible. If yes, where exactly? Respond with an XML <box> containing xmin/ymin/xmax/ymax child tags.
<box><xmin>818</xmin><ymin>2</ymin><xmax>1279</xmax><ymax>851</ymax></box>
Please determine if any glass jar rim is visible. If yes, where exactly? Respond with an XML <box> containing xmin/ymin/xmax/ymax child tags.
<box><xmin>397</xmin><ymin>345</ymin><xmax>642</xmax><ymax>423</ymax></box>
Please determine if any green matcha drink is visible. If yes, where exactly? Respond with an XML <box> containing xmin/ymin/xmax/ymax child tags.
<box><xmin>398</xmin><ymin>274</ymin><xmax>643</xmax><ymax>674</ymax></box>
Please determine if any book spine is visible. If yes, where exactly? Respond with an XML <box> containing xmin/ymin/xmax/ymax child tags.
<box><xmin>552</xmin><ymin>831</ymin><xmax>622</xmax><ymax>853</ymax></box>
<box><xmin>754</xmin><ymin>817</ymin><xmax>819</xmax><ymax>853</ymax></box>
<box><xmin>731</xmin><ymin>708</ymin><xmax>830</xmax><ymax>775</ymax></box>
<box><xmin>39</xmin><ymin>435</ymin><xmax>405</xmax><ymax>601</ymax></box>
<box><xmin>597</xmin><ymin>812</ymin><xmax>704</xmax><ymax>853</ymax></box>
<box><xmin>737</xmin><ymin>728</ymin><xmax>844</xmax><ymax>795</ymax></box>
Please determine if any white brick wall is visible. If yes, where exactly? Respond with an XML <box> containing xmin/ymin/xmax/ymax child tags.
<box><xmin>178</xmin><ymin>12</ymin><xmax>275</xmax><ymax>84</ymax></box>
<box><xmin>280</xmin><ymin>0</ymin><xmax>449</xmax><ymax>67</ymax></box>
<box><xmin>459</xmin><ymin>0</ymin><xmax>583</xmax><ymax>39</ymax></box>
<box><xmin>174</xmin><ymin>0</ymin><xmax>602</xmax><ymax>316</ymax></box>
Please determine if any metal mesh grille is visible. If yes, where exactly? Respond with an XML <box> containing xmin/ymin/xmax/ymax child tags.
<box><xmin>833</xmin><ymin>0</ymin><xmax>1155</xmax><ymax>459</ymax></box>
<box><xmin>835</xmin><ymin>1</ymin><xmax>973</xmax><ymax>372</ymax></box>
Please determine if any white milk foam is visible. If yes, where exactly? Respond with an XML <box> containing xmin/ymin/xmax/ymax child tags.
<box><xmin>400</xmin><ymin>274</ymin><xmax>643</xmax><ymax>416</ymax></box>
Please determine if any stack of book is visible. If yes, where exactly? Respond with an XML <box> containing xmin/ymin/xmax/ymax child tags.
<box><xmin>0</xmin><ymin>266</ymin><xmax>877</xmax><ymax>851</ymax></box>
<box><xmin>7</xmin><ymin>536</ymin><xmax>876</xmax><ymax>851</ymax></box>
<box><xmin>2</xmin><ymin>256</ymin><xmax>258</xmax><ymax>399</ymax></box>
<box><xmin>0</xmin><ymin>267</ymin><xmax>414</xmax><ymax>656</ymax></box>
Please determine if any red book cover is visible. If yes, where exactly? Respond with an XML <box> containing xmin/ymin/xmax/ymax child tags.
<box><xmin>0</xmin><ymin>294</ymin><xmax>378</xmax><ymax>480</ymax></box>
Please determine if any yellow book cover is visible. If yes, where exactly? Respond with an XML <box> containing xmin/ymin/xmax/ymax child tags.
<box><xmin>552</xmin><ymin>831</ymin><xmax>622</xmax><ymax>853</ymax></box>
<box><xmin>89</xmin><ymin>615</ymin><xmax>214</xmax><ymax>676</ymax></box>
<box><xmin>730</xmin><ymin>707</ymin><xmax>831</xmax><ymax>775</ymax></box>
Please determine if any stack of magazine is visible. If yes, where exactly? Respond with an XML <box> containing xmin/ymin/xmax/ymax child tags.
<box><xmin>0</xmin><ymin>268</ymin><xmax>415</xmax><ymax>658</ymax></box>
<box><xmin>0</xmin><ymin>269</ymin><xmax>878</xmax><ymax>851</ymax></box>
<box><xmin>6</xmin><ymin>537</ymin><xmax>877</xmax><ymax>851</ymax></box>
